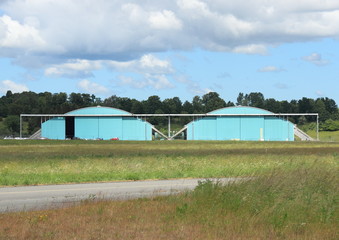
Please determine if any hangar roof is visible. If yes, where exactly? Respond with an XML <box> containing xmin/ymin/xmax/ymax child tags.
<box><xmin>209</xmin><ymin>106</ymin><xmax>273</xmax><ymax>115</ymax></box>
<box><xmin>65</xmin><ymin>106</ymin><xmax>132</xmax><ymax>116</ymax></box>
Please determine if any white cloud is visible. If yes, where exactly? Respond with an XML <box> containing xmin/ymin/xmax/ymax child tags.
<box><xmin>45</xmin><ymin>59</ymin><xmax>102</xmax><ymax>78</ymax></box>
<box><xmin>139</xmin><ymin>54</ymin><xmax>173</xmax><ymax>74</ymax></box>
<box><xmin>258</xmin><ymin>66</ymin><xmax>285</xmax><ymax>72</ymax></box>
<box><xmin>233</xmin><ymin>44</ymin><xmax>268</xmax><ymax>55</ymax></box>
<box><xmin>0</xmin><ymin>80</ymin><xmax>29</xmax><ymax>94</ymax></box>
<box><xmin>118</xmin><ymin>74</ymin><xmax>174</xmax><ymax>90</ymax></box>
<box><xmin>303</xmin><ymin>53</ymin><xmax>329</xmax><ymax>66</ymax></box>
<box><xmin>0</xmin><ymin>15</ymin><xmax>45</xmax><ymax>49</ymax></box>
<box><xmin>0</xmin><ymin>0</ymin><xmax>338</xmax><ymax>64</ymax></box>
<box><xmin>77</xmin><ymin>79</ymin><xmax>109</xmax><ymax>95</ymax></box>
<box><xmin>148</xmin><ymin>10</ymin><xmax>182</xmax><ymax>30</ymax></box>
<box><xmin>149</xmin><ymin>74</ymin><xmax>175</xmax><ymax>90</ymax></box>
<box><xmin>274</xmin><ymin>82</ymin><xmax>289</xmax><ymax>89</ymax></box>
<box><xmin>107</xmin><ymin>54</ymin><xmax>173</xmax><ymax>75</ymax></box>
<box><xmin>315</xmin><ymin>90</ymin><xmax>324</xmax><ymax>96</ymax></box>
<box><xmin>44</xmin><ymin>54</ymin><xmax>173</xmax><ymax>79</ymax></box>
<box><xmin>107</xmin><ymin>54</ymin><xmax>175</xmax><ymax>90</ymax></box>
<box><xmin>175</xmin><ymin>75</ymin><xmax>212</xmax><ymax>95</ymax></box>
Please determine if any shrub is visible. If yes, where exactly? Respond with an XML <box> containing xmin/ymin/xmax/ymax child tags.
<box><xmin>320</xmin><ymin>119</ymin><xmax>339</xmax><ymax>131</ymax></box>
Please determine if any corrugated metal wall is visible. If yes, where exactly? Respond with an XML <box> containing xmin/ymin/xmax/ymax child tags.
<box><xmin>41</xmin><ymin>117</ymin><xmax>65</xmax><ymax>139</ymax></box>
<box><xmin>187</xmin><ymin>107</ymin><xmax>294</xmax><ymax>141</ymax></box>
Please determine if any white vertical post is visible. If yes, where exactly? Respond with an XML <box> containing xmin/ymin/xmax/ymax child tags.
<box><xmin>168</xmin><ymin>116</ymin><xmax>171</xmax><ymax>139</ymax></box>
<box><xmin>192</xmin><ymin>116</ymin><xmax>194</xmax><ymax>140</ymax></box>
<box><xmin>316</xmin><ymin>114</ymin><xmax>319</xmax><ymax>141</ymax></box>
<box><xmin>20</xmin><ymin>115</ymin><xmax>22</xmax><ymax>138</ymax></box>
<box><xmin>145</xmin><ymin>117</ymin><xmax>147</xmax><ymax>140</ymax></box>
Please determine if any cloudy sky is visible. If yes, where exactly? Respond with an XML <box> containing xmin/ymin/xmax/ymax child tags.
<box><xmin>0</xmin><ymin>0</ymin><xmax>338</xmax><ymax>103</ymax></box>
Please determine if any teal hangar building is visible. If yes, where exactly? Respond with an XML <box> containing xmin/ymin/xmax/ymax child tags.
<box><xmin>39</xmin><ymin>106</ymin><xmax>153</xmax><ymax>140</ymax></box>
<box><xmin>21</xmin><ymin>106</ymin><xmax>317</xmax><ymax>141</ymax></box>
<box><xmin>185</xmin><ymin>106</ymin><xmax>294</xmax><ymax>141</ymax></box>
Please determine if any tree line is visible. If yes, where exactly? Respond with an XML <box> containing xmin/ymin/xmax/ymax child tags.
<box><xmin>0</xmin><ymin>90</ymin><xmax>338</xmax><ymax>136</ymax></box>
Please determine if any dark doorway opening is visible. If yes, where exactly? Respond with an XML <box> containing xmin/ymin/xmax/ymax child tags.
<box><xmin>65</xmin><ymin>117</ymin><xmax>75</xmax><ymax>139</ymax></box>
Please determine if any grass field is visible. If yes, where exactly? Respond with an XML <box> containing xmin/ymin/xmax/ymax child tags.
<box><xmin>0</xmin><ymin>140</ymin><xmax>338</xmax><ymax>186</ymax></box>
<box><xmin>0</xmin><ymin>140</ymin><xmax>338</xmax><ymax>239</ymax></box>
<box><xmin>306</xmin><ymin>130</ymin><xmax>339</xmax><ymax>142</ymax></box>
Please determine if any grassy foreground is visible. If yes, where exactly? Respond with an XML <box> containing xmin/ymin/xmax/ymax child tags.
<box><xmin>0</xmin><ymin>140</ymin><xmax>338</xmax><ymax>186</ymax></box>
<box><xmin>0</xmin><ymin>141</ymin><xmax>338</xmax><ymax>239</ymax></box>
<box><xmin>0</xmin><ymin>161</ymin><xmax>337</xmax><ymax>239</ymax></box>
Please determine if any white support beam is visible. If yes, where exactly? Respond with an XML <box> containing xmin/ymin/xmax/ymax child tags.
<box><xmin>21</xmin><ymin>113</ymin><xmax>319</xmax><ymax>117</ymax></box>
<box><xmin>169</xmin><ymin>126</ymin><xmax>187</xmax><ymax>140</ymax></box>
<box><xmin>152</xmin><ymin>127</ymin><xmax>169</xmax><ymax>140</ymax></box>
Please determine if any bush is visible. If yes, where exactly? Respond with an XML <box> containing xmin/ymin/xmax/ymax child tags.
<box><xmin>320</xmin><ymin>119</ymin><xmax>339</xmax><ymax>131</ymax></box>
<box><xmin>4</xmin><ymin>115</ymin><xmax>20</xmax><ymax>134</ymax></box>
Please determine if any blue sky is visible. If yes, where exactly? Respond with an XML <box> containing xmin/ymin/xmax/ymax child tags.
<box><xmin>0</xmin><ymin>0</ymin><xmax>338</xmax><ymax>103</ymax></box>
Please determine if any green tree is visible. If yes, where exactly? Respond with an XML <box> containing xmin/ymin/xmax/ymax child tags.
<box><xmin>321</xmin><ymin>119</ymin><xmax>339</xmax><ymax>131</ymax></box>
<box><xmin>236</xmin><ymin>92</ymin><xmax>244</xmax><ymax>106</ymax></box>
<box><xmin>248</xmin><ymin>92</ymin><xmax>265</xmax><ymax>108</ymax></box>
<box><xmin>144</xmin><ymin>95</ymin><xmax>162</xmax><ymax>114</ymax></box>
<box><xmin>163</xmin><ymin>97</ymin><xmax>182</xmax><ymax>114</ymax></box>
<box><xmin>314</xmin><ymin>99</ymin><xmax>330</xmax><ymax>122</ymax></box>
<box><xmin>69</xmin><ymin>93</ymin><xmax>84</xmax><ymax>108</ymax></box>
<box><xmin>265</xmin><ymin>98</ymin><xmax>281</xmax><ymax>113</ymax></box>
<box><xmin>130</xmin><ymin>100</ymin><xmax>144</xmax><ymax>113</ymax></box>
<box><xmin>182</xmin><ymin>101</ymin><xmax>193</xmax><ymax>114</ymax></box>
<box><xmin>202</xmin><ymin>92</ymin><xmax>226</xmax><ymax>112</ymax></box>
<box><xmin>192</xmin><ymin>96</ymin><xmax>203</xmax><ymax>113</ymax></box>
<box><xmin>4</xmin><ymin>115</ymin><xmax>20</xmax><ymax>134</ymax></box>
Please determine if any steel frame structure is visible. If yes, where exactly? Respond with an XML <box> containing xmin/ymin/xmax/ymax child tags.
<box><xmin>20</xmin><ymin>113</ymin><xmax>319</xmax><ymax>140</ymax></box>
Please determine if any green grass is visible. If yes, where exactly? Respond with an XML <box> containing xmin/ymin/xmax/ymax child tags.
<box><xmin>0</xmin><ymin>161</ymin><xmax>337</xmax><ymax>239</ymax></box>
<box><xmin>0</xmin><ymin>140</ymin><xmax>338</xmax><ymax>186</ymax></box>
<box><xmin>167</xmin><ymin>162</ymin><xmax>338</xmax><ymax>239</ymax></box>
<box><xmin>0</xmin><ymin>140</ymin><xmax>338</xmax><ymax>239</ymax></box>
<box><xmin>306</xmin><ymin>130</ymin><xmax>339</xmax><ymax>142</ymax></box>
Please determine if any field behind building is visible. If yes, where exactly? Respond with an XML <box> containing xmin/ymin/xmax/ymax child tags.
<box><xmin>0</xmin><ymin>140</ymin><xmax>338</xmax><ymax>239</ymax></box>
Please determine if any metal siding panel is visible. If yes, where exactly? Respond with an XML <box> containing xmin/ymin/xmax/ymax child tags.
<box><xmin>99</xmin><ymin>117</ymin><xmax>122</xmax><ymax>140</ymax></box>
<box><xmin>118</xmin><ymin>117</ymin><xmax>152</xmax><ymax>141</ymax></box>
<box><xmin>122</xmin><ymin>117</ymin><xmax>143</xmax><ymax>140</ymax></box>
<box><xmin>205</xmin><ymin>117</ymin><xmax>217</xmax><ymax>140</ymax></box>
<box><xmin>194</xmin><ymin>118</ymin><xmax>202</xmax><ymax>140</ymax></box>
<box><xmin>186</xmin><ymin>114</ymin><xmax>295</xmax><ymax>141</ymax></box>
<box><xmin>41</xmin><ymin>117</ymin><xmax>65</xmax><ymax>139</ymax></box>
<box><xmin>186</xmin><ymin>123</ymin><xmax>193</xmax><ymax>140</ymax></box>
<box><xmin>192</xmin><ymin>117</ymin><xmax>216</xmax><ymax>140</ymax></box>
<box><xmin>289</xmin><ymin>122</ymin><xmax>295</xmax><ymax>141</ymax></box>
<box><xmin>146</xmin><ymin>122</ymin><xmax>152</xmax><ymax>141</ymax></box>
<box><xmin>240</xmin><ymin>117</ymin><xmax>264</xmax><ymax>141</ymax></box>
<box><xmin>216</xmin><ymin>117</ymin><xmax>241</xmax><ymax>140</ymax></box>
<box><xmin>264</xmin><ymin>117</ymin><xmax>293</xmax><ymax>141</ymax></box>
<box><xmin>75</xmin><ymin>117</ymin><xmax>98</xmax><ymax>139</ymax></box>
<box><xmin>281</xmin><ymin>120</ymin><xmax>289</xmax><ymax>141</ymax></box>
<box><xmin>186</xmin><ymin>119</ymin><xmax>202</xmax><ymax>140</ymax></box>
<box><xmin>264</xmin><ymin>117</ymin><xmax>282</xmax><ymax>141</ymax></box>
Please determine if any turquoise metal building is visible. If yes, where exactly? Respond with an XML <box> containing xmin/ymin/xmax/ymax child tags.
<box><xmin>186</xmin><ymin>106</ymin><xmax>295</xmax><ymax>141</ymax></box>
<box><xmin>41</xmin><ymin>106</ymin><xmax>153</xmax><ymax>140</ymax></box>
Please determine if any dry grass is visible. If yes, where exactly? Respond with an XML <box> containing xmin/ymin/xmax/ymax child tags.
<box><xmin>1</xmin><ymin>199</ymin><xmax>335</xmax><ymax>240</ymax></box>
<box><xmin>0</xmin><ymin>141</ymin><xmax>337</xmax><ymax>239</ymax></box>
<box><xmin>0</xmin><ymin>161</ymin><xmax>337</xmax><ymax>240</ymax></box>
